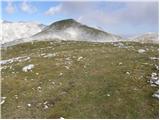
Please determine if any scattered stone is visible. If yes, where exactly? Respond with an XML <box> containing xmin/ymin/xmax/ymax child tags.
<box><xmin>52</xmin><ymin>82</ymin><xmax>55</xmax><ymax>85</ymax></box>
<box><xmin>77</xmin><ymin>56</ymin><xmax>83</xmax><ymax>61</ymax></box>
<box><xmin>65</xmin><ymin>66</ymin><xmax>70</xmax><ymax>70</ymax></box>
<box><xmin>126</xmin><ymin>72</ymin><xmax>130</xmax><ymax>75</ymax></box>
<box><xmin>60</xmin><ymin>117</ymin><xmax>64</xmax><ymax>119</ymax></box>
<box><xmin>43</xmin><ymin>101</ymin><xmax>49</xmax><ymax>109</ymax></box>
<box><xmin>150</xmin><ymin>57</ymin><xmax>159</xmax><ymax>60</ymax></box>
<box><xmin>0</xmin><ymin>56</ymin><xmax>30</xmax><ymax>65</ymax></box>
<box><xmin>155</xmin><ymin>64</ymin><xmax>158</xmax><ymax>70</ymax></box>
<box><xmin>37</xmin><ymin>86</ymin><xmax>42</xmax><ymax>90</ymax></box>
<box><xmin>107</xmin><ymin>94</ymin><xmax>110</xmax><ymax>97</ymax></box>
<box><xmin>44</xmin><ymin>105</ymin><xmax>49</xmax><ymax>109</ymax></box>
<box><xmin>59</xmin><ymin>72</ymin><xmax>63</xmax><ymax>76</ymax></box>
<box><xmin>113</xmin><ymin>42</ymin><xmax>127</xmax><ymax>48</ymax></box>
<box><xmin>22</xmin><ymin>64</ymin><xmax>34</xmax><ymax>72</ymax></box>
<box><xmin>32</xmin><ymin>88</ymin><xmax>35</xmax><ymax>90</ymax></box>
<box><xmin>142</xmin><ymin>63</ymin><xmax>149</xmax><ymax>65</ymax></box>
<box><xmin>149</xmin><ymin>72</ymin><xmax>159</xmax><ymax>99</ymax></box>
<box><xmin>133</xmin><ymin>88</ymin><xmax>138</xmax><ymax>91</ymax></box>
<box><xmin>27</xmin><ymin>104</ymin><xmax>31</xmax><ymax>107</ymax></box>
<box><xmin>64</xmin><ymin>57</ymin><xmax>72</xmax><ymax>65</ymax></box>
<box><xmin>36</xmin><ymin>73</ymin><xmax>39</xmax><ymax>75</ymax></box>
<box><xmin>50</xmin><ymin>42</ymin><xmax>53</xmax><ymax>45</ymax></box>
<box><xmin>119</xmin><ymin>62</ymin><xmax>122</xmax><ymax>65</ymax></box>
<box><xmin>138</xmin><ymin>49</ymin><xmax>145</xmax><ymax>53</ymax></box>
<box><xmin>150</xmin><ymin>72</ymin><xmax>159</xmax><ymax>86</ymax></box>
<box><xmin>43</xmin><ymin>101</ymin><xmax>48</xmax><ymax>105</ymax></box>
<box><xmin>65</xmin><ymin>57</ymin><xmax>71</xmax><ymax>61</ymax></box>
<box><xmin>17</xmin><ymin>106</ymin><xmax>21</xmax><ymax>108</ymax></box>
<box><xmin>152</xmin><ymin>90</ymin><xmax>159</xmax><ymax>99</ymax></box>
<box><xmin>44</xmin><ymin>53</ymin><xmax>56</xmax><ymax>58</ymax></box>
<box><xmin>151</xmin><ymin>84</ymin><xmax>157</xmax><ymax>87</ymax></box>
<box><xmin>40</xmin><ymin>53</ymin><xmax>46</xmax><ymax>56</ymax></box>
<box><xmin>0</xmin><ymin>97</ymin><xmax>6</xmax><ymax>105</ymax></box>
<box><xmin>15</xmin><ymin>95</ymin><xmax>18</xmax><ymax>99</ymax></box>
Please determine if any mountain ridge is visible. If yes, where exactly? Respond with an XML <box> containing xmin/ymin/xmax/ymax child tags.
<box><xmin>128</xmin><ymin>32</ymin><xmax>159</xmax><ymax>44</ymax></box>
<box><xmin>1</xmin><ymin>19</ymin><xmax>159</xmax><ymax>46</ymax></box>
<box><xmin>1</xmin><ymin>21</ymin><xmax>46</xmax><ymax>44</ymax></box>
<box><xmin>28</xmin><ymin>19</ymin><xmax>123</xmax><ymax>43</ymax></box>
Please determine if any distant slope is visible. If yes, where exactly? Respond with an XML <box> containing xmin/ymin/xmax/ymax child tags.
<box><xmin>1</xmin><ymin>19</ymin><xmax>158</xmax><ymax>47</ymax></box>
<box><xmin>28</xmin><ymin>19</ymin><xmax>122</xmax><ymax>42</ymax></box>
<box><xmin>0</xmin><ymin>21</ymin><xmax>46</xmax><ymax>44</ymax></box>
<box><xmin>129</xmin><ymin>32</ymin><xmax>159</xmax><ymax>44</ymax></box>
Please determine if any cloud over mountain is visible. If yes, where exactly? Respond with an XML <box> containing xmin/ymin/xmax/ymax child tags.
<box><xmin>44</xmin><ymin>2</ymin><xmax>158</xmax><ymax>35</ymax></box>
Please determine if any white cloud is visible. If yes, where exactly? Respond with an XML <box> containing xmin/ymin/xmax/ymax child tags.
<box><xmin>43</xmin><ymin>2</ymin><xmax>158</xmax><ymax>35</ymax></box>
<box><xmin>112</xmin><ymin>2</ymin><xmax>158</xmax><ymax>25</ymax></box>
<box><xmin>20</xmin><ymin>1</ymin><xmax>37</xmax><ymax>14</ymax></box>
<box><xmin>76</xmin><ymin>2</ymin><xmax>158</xmax><ymax>26</ymax></box>
<box><xmin>44</xmin><ymin>4</ymin><xmax>62</xmax><ymax>16</ymax></box>
<box><xmin>5</xmin><ymin>1</ymin><xmax>15</xmax><ymax>14</ymax></box>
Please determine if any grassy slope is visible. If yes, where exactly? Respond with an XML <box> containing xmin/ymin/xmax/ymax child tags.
<box><xmin>1</xmin><ymin>41</ymin><xmax>159</xmax><ymax>118</ymax></box>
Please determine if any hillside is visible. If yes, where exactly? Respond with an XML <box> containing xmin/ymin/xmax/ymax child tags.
<box><xmin>1</xmin><ymin>19</ymin><xmax>158</xmax><ymax>47</ymax></box>
<box><xmin>129</xmin><ymin>32</ymin><xmax>159</xmax><ymax>44</ymax></box>
<box><xmin>24</xmin><ymin>19</ymin><xmax>122</xmax><ymax>43</ymax></box>
<box><xmin>0</xmin><ymin>21</ymin><xmax>45</xmax><ymax>44</ymax></box>
<box><xmin>1</xmin><ymin>40</ymin><xmax>158</xmax><ymax>118</ymax></box>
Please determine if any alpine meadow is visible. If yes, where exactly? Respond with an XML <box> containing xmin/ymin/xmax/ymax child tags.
<box><xmin>0</xmin><ymin>1</ymin><xmax>159</xmax><ymax>119</ymax></box>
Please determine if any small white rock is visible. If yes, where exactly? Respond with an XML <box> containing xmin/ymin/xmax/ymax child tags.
<box><xmin>138</xmin><ymin>49</ymin><xmax>145</xmax><ymax>53</ymax></box>
<box><xmin>119</xmin><ymin>62</ymin><xmax>122</xmax><ymax>65</ymax></box>
<box><xmin>65</xmin><ymin>66</ymin><xmax>70</xmax><ymax>70</ymax></box>
<box><xmin>27</xmin><ymin>104</ymin><xmax>31</xmax><ymax>107</ymax></box>
<box><xmin>77</xmin><ymin>56</ymin><xmax>83</xmax><ymax>61</ymax></box>
<box><xmin>0</xmin><ymin>97</ymin><xmax>6</xmax><ymax>105</ymax></box>
<box><xmin>44</xmin><ymin>105</ymin><xmax>49</xmax><ymax>109</ymax></box>
<box><xmin>43</xmin><ymin>101</ymin><xmax>48</xmax><ymax>105</ymax></box>
<box><xmin>107</xmin><ymin>94</ymin><xmax>110</xmax><ymax>97</ymax></box>
<box><xmin>17</xmin><ymin>106</ymin><xmax>21</xmax><ymax>108</ymax></box>
<box><xmin>59</xmin><ymin>72</ymin><xmax>63</xmax><ymax>76</ymax></box>
<box><xmin>22</xmin><ymin>64</ymin><xmax>34</xmax><ymax>72</ymax></box>
<box><xmin>52</xmin><ymin>82</ymin><xmax>55</xmax><ymax>85</ymax></box>
<box><xmin>152</xmin><ymin>90</ymin><xmax>159</xmax><ymax>99</ymax></box>
<box><xmin>37</xmin><ymin>86</ymin><xmax>42</xmax><ymax>90</ymax></box>
<box><xmin>126</xmin><ymin>72</ymin><xmax>130</xmax><ymax>75</ymax></box>
<box><xmin>44</xmin><ymin>53</ymin><xmax>56</xmax><ymax>58</ymax></box>
<box><xmin>36</xmin><ymin>73</ymin><xmax>39</xmax><ymax>75</ymax></box>
<box><xmin>150</xmin><ymin>57</ymin><xmax>159</xmax><ymax>60</ymax></box>
<box><xmin>15</xmin><ymin>95</ymin><xmax>18</xmax><ymax>99</ymax></box>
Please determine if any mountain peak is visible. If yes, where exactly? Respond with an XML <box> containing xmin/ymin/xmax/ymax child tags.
<box><xmin>47</xmin><ymin>19</ymin><xmax>81</xmax><ymax>31</ymax></box>
<box><xmin>29</xmin><ymin>18</ymin><xmax>122</xmax><ymax>43</ymax></box>
<box><xmin>53</xmin><ymin>19</ymin><xmax>78</xmax><ymax>24</ymax></box>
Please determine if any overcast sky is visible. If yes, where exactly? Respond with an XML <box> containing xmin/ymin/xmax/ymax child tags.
<box><xmin>1</xmin><ymin>1</ymin><xmax>159</xmax><ymax>37</ymax></box>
